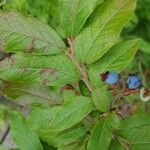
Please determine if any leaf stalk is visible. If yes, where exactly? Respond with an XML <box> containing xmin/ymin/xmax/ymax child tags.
<box><xmin>67</xmin><ymin>38</ymin><xmax>93</xmax><ymax>92</ymax></box>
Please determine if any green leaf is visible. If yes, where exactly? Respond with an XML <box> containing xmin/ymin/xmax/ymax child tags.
<box><xmin>79</xmin><ymin>138</ymin><xmax>88</xmax><ymax>150</ymax></box>
<box><xmin>90</xmin><ymin>39</ymin><xmax>141</xmax><ymax>73</ymax></box>
<box><xmin>0</xmin><ymin>0</ymin><xmax>6</xmax><ymax>6</ymax></box>
<box><xmin>10</xmin><ymin>111</ymin><xmax>44</xmax><ymax>150</ymax></box>
<box><xmin>92</xmin><ymin>87</ymin><xmax>111</xmax><ymax>112</ymax></box>
<box><xmin>0</xmin><ymin>53</ymin><xmax>80</xmax><ymax>86</ymax></box>
<box><xmin>117</xmin><ymin>114</ymin><xmax>150</xmax><ymax>130</ymax></box>
<box><xmin>4</xmin><ymin>0</ymin><xmax>27</xmax><ymax>13</ymax></box>
<box><xmin>0</xmin><ymin>11</ymin><xmax>65</xmax><ymax>55</ymax></box>
<box><xmin>115</xmin><ymin>114</ymin><xmax>150</xmax><ymax>150</ymax></box>
<box><xmin>27</xmin><ymin>107</ymin><xmax>61</xmax><ymax>131</ymax></box>
<box><xmin>137</xmin><ymin>0</ymin><xmax>150</xmax><ymax>21</ymax></box>
<box><xmin>62</xmin><ymin>90</ymin><xmax>77</xmax><ymax>103</ymax></box>
<box><xmin>87</xmin><ymin>114</ymin><xmax>120</xmax><ymax>150</ymax></box>
<box><xmin>79</xmin><ymin>80</ymin><xmax>91</xmax><ymax>97</ymax></box>
<box><xmin>39</xmin><ymin>127</ymin><xmax>87</xmax><ymax>147</ymax></box>
<box><xmin>40</xmin><ymin>140</ymin><xmax>56</xmax><ymax>150</ymax></box>
<box><xmin>88</xmin><ymin>39</ymin><xmax>141</xmax><ymax>86</ymax></box>
<box><xmin>59</xmin><ymin>0</ymin><xmax>101</xmax><ymax>37</ymax></box>
<box><xmin>74</xmin><ymin>0</ymin><xmax>137</xmax><ymax>64</ymax></box>
<box><xmin>40</xmin><ymin>96</ymin><xmax>94</xmax><ymax>132</ymax></box>
<box><xmin>47</xmin><ymin>0</ymin><xmax>66</xmax><ymax>38</ymax></box>
<box><xmin>140</xmin><ymin>40</ymin><xmax>150</xmax><ymax>54</ymax></box>
<box><xmin>109</xmin><ymin>140</ymin><xmax>125</xmax><ymax>150</ymax></box>
<box><xmin>0</xmin><ymin>105</ymin><xmax>8</xmax><ymax>129</ymax></box>
<box><xmin>0</xmin><ymin>80</ymin><xmax>62</xmax><ymax>106</ymax></box>
<box><xmin>0</xmin><ymin>145</ymin><xmax>8</xmax><ymax>150</ymax></box>
<box><xmin>58</xmin><ymin>144</ymin><xmax>79</xmax><ymax>150</ymax></box>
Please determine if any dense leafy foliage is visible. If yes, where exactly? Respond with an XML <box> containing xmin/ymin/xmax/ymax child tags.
<box><xmin>0</xmin><ymin>0</ymin><xmax>150</xmax><ymax>150</ymax></box>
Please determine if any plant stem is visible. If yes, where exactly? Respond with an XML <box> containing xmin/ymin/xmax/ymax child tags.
<box><xmin>64</xmin><ymin>84</ymin><xmax>81</xmax><ymax>95</ymax></box>
<box><xmin>67</xmin><ymin>38</ymin><xmax>93</xmax><ymax>92</ymax></box>
<box><xmin>0</xmin><ymin>94</ymin><xmax>25</xmax><ymax>110</ymax></box>
<box><xmin>112</xmin><ymin>133</ymin><xmax>130</xmax><ymax>150</ymax></box>
<box><xmin>136</xmin><ymin>50</ymin><xmax>146</xmax><ymax>87</ymax></box>
<box><xmin>0</xmin><ymin>124</ymin><xmax>10</xmax><ymax>144</ymax></box>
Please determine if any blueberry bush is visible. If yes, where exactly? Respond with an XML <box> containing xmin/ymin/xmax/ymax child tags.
<box><xmin>0</xmin><ymin>0</ymin><xmax>150</xmax><ymax>150</ymax></box>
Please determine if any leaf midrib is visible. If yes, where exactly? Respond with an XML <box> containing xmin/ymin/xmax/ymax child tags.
<box><xmin>6</xmin><ymin>86</ymin><xmax>59</xmax><ymax>103</ymax></box>
<box><xmin>50</xmin><ymin>99</ymin><xmax>92</xmax><ymax>129</ymax></box>
<box><xmin>82</xmin><ymin>0</ymin><xmax>129</xmax><ymax>63</ymax></box>
<box><xmin>71</xmin><ymin>0</ymin><xmax>80</xmax><ymax>36</ymax></box>
<box><xmin>102</xmin><ymin>42</ymin><xmax>137</xmax><ymax>71</ymax></box>
<box><xmin>0</xmin><ymin>29</ymin><xmax>64</xmax><ymax>51</ymax></box>
<box><xmin>97</xmin><ymin>119</ymin><xmax>109</xmax><ymax>149</ymax></box>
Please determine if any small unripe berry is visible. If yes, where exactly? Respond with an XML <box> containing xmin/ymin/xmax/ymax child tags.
<box><xmin>105</xmin><ymin>72</ymin><xmax>119</xmax><ymax>85</ymax></box>
<box><xmin>127</xmin><ymin>75</ymin><xmax>141</xmax><ymax>89</ymax></box>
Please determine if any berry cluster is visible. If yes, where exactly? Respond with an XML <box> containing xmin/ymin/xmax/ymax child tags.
<box><xmin>100</xmin><ymin>72</ymin><xmax>142</xmax><ymax>90</ymax></box>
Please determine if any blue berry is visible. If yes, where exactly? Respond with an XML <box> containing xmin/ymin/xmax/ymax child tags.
<box><xmin>105</xmin><ymin>72</ymin><xmax>119</xmax><ymax>85</ymax></box>
<box><xmin>127</xmin><ymin>75</ymin><xmax>141</xmax><ymax>89</ymax></box>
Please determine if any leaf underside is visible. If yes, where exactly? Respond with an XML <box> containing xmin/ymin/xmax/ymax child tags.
<box><xmin>0</xmin><ymin>53</ymin><xmax>80</xmax><ymax>86</ymax></box>
<box><xmin>0</xmin><ymin>11</ymin><xmax>66</xmax><ymax>55</ymax></box>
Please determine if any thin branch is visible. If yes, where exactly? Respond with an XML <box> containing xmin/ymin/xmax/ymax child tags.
<box><xmin>0</xmin><ymin>95</ymin><xmax>29</xmax><ymax>144</ymax></box>
<box><xmin>0</xmin><ymin>124</ymin><xmax>10</xmax><ymax>144</ymax></box>
<box><xmin>112</xmin><ymin>133</ymin><xmax>130</xmax><ymax>150</ymax></box>
<box><xmin>0</xmin><ymin>95</ymin><xmax>25</xmax><ymax>111</ymax></box>
<box><xmin>67</xmin><ymin>38</ymin><xmax>93</xmax><ymax>92</ymax></box>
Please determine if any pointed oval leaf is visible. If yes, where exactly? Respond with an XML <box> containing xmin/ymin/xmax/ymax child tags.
<box><xmin>109</xmin><ymin>140</ymin><xmax>125</xmax><ymax>150</ymax></box>
<box><xmin>92</xmin><ymin>87</ymin><xmax>111</xmax><ymax>112</ymax></box>
<box><xmin>42</xmin><ymin>96</ymin><xmax>94</xmax><ymax>132</ymax></box>
<box><xmin>0</xmin><ymin>81</ymin><xmax>62</xmax><ymax>106</ymax></box>
<box><xmin>87</xmin><ymin>114</ymin><xmax>120</xmax><ymax>150</ymax></box>
<box><xmin>140</xmin><ymin>40</ymin><xmax>150</xmax><ymax>54</ymax></box>
<box><xmin>39</xmin><ymin>127</ymin><xmax>87</xmax><ymax>147</ymax></box>
<box><xmin>114</xmin><ymin>114</ymin><xmax>150</xmax><ymax>150</ymax></box>
<box><xmin>88</xmin><ymin>39</ymin><xmax>141</xmax><ymax>86</ymax></box>
<box><xmin>0</xmin><ymin>11</ymin><xmax>65</xmax><ymax>55</ymax></box>
<box><xmin>59</xmin><ymin>0</ymin><xmax>101</xmax><ymax>37</ymax></box>
<box><xmin>75</xmin><ymin>0</ymin><xmax>137</xmax><ymax>64</ymax></box>
<box><xmin>27</xmin><ymin>107</ymin><xmax>61</xmax><ymax>131</ymax></box>
<box><xmin>0</xmin><ymin>53</ymin><xmax>80</xmax><ymax>86</ymax></box>
<box><xmin>10</xmin><ymin>112</ymin><xmax>44</xmax><ymax>150</ymax></box>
